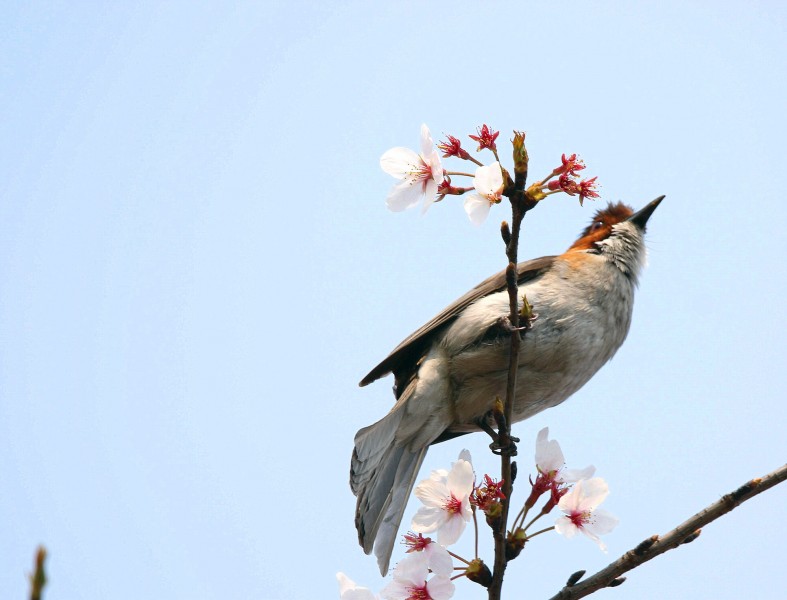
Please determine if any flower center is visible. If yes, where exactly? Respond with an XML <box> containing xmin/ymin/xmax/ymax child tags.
<box><xmin>569</xmin><ymin>510</ymin><xmax>592</xmax><ymax>529</ymax></box>
<box><xmin>403</xmin><ymin>532</ymin><xmax>431</xmax><ymax>552</ymax></box>
<box><xmin>407</xmin><ymin>584</ymin><xmax>431</xmax><ymax>600</ymax></box>
<box><xmin>443</xmin><ymin>493</ymin><xmax>462</xmax><ymax>515</ymax></box>
<box><xmin>407</xmin><ymin>162</ymin><xmax>432</xmax><ymax>182</ymax></box>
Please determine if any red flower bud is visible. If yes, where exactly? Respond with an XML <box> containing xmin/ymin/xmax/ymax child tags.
<box><xmin>553</xmin><ymin>153</ymin><xmax>586</xmax><ymax>177</ymax></box>
<box><xmin>437</xmin><ymin>135</ymin><xmax>471</xmax><ymax>160</ymax></box>
<box><xmin>578</xmin><ymin>177</ymin><xmax>600</xmax><ymax>206</ymax></box>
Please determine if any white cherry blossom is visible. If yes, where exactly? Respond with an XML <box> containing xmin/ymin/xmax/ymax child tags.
<box><xmin>411</xmin><ymin>452</ymin><xmax>474</xmax><ymax>546</ymax></box>
<box><xmin>535</xmin><ymin>427</ymin><xmax>595</xmax><ymax>483</ymax></box>
<box><xmin>463</xmin><ymin>162</ymin><xmax>504</xmax><ymax>225</ymax></box>
<box><xmin>337</xmin><ymin>572</ymin><xmax>378</xmax><ymax>600</ymax></box>
<box><xmin>380</xmin><ymin>124</ymin><xmax>444</xmax><ymax>213</ymax></box>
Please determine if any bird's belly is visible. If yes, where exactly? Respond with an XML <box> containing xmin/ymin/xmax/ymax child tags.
<box><xmin>447</xmin><ymin>304</ymin><xmax>628</xmax><ymax>431</ymax></box>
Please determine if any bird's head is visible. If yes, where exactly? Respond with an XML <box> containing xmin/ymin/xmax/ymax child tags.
<box><xmin>567</xmin><ymin>196</ymin><xmax>664</xmax><ymax>282</ymax></box>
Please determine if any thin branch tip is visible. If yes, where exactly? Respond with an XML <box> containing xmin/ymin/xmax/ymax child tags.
<box><xmin>681</xmin><ymin>529</ymin><xmax>702</xmax><ymax>545</ymax></box>
<box><xmin>608</xmin><ymin>577</ymin><xmax>626</xmax><ymax>588</ymax></box>
<box><xmin>500</xmin><ymin>221</ymin><xmax>511</xmax><ymax>245</ymax></box>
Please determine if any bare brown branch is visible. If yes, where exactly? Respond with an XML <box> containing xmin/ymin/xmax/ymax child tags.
<box><xmin>548</xmin><ymin>464</ymin><xmax>787</xmax><ymax>600</ymax></box>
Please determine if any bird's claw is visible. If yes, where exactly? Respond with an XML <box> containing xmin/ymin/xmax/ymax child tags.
<box><xmin>489</xmin><ymin>436</ymin><xmax>519</xmax><ymax>457</ymax></box>
<box><xmin>494</xmin><ymin>315</ymin><xmax>537</xmax><ymax>337</ymax></box>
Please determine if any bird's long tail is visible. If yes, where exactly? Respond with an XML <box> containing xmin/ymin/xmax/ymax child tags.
<box><xmin>351</xmin><ymin>401</ymin><xmax>428</xmax><ymax>575</ymax></box>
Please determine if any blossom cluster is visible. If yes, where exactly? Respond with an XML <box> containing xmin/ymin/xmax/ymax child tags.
<box><xmin>337</xmin><ymin>536</ymin><xmax>455</xmax><ymax>600</ymax></box>
<box><xmin>525</xmin><ymin>154</ymin><xmax>601</xmax><ymax>206</ymax></box>
<box><xmin>379</xmin><ymin>124</ymin><xmax>600</xmax><ymax>225</ymax></box>
<box><xmin>528</xmin><ymin>428</ymin><xmax>618</xmax><ymax>551</ymax></box>
<box><xmin>338</xmin><ymin>429</ymin><xmax>617</xmax><ymax>599</ymax></box>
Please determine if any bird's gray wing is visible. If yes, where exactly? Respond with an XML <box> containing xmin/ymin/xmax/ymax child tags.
<box><xmin>359</xmin><ymin>255</ymin><xmax>557</xmax><ymax>388</ymax></box>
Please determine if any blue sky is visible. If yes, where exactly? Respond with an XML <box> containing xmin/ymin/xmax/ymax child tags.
<box><xmin>1</xmin><ymin>2</ymin><xmax>785</xmax><ymax>599</ymax></box>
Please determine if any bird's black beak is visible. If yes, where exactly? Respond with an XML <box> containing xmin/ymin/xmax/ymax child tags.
<box><xmin>627</xmin><ymin>195</ymin><xmax>664</xmax><ymax>230</ymax></box>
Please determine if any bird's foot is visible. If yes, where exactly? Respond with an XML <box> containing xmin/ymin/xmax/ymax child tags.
<box><xmin>494</xmin><ymin>315</ymin><xmax>537</xmax><ymax>338</ymax></box>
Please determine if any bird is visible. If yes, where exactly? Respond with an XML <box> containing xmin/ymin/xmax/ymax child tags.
<box><xmin>351</xmin><ymin>196</ymin><xmax>664</xmax><ymax>574</ymax></box>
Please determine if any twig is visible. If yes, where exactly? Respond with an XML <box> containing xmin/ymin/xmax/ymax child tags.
<box><xmin>29</xmin><ymin>546</ymin><xmax>47</xmax><ymax>600</ymax></box>
<box><xmin>548</xmin><ymin>464</ymin><xmax>787</xmax><ymax>600</ymax></box>
<box><xmin>487</xmin><ymin>136</ymin><xmax>532</xmax><ymax>600</ymax></box>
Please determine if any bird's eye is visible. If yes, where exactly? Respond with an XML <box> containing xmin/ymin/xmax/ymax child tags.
<box><xmin>591</xmin><ymin>220</ymin><xmax>604</xmax><ymax>232</ymax></box>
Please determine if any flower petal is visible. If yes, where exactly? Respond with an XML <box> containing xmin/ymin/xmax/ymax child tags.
<box><xmin>426</xmin><ymin>575</ymin><xmax>456</xmax><ymax>600</ymax></box>
<box><xmin>386</xmin><ymin>179</ymin><xmax>423</xmax><ymax>212</ymax></box>
<box><xmin>337</xmin><ymin>572</ymin><xmax>354</xmax><ymax>595</ymax></box>
<box><xmin>575</xmin><ymin>478</ymin><xmax>610</xmax><ymax>511</ymax></box>
<box><xmin>560</xmin><ymin>465</ymin><xmax>596</xmax><ymax>483</ymax></box>
<box><xmin>554</xmin><ymin>515</ymin><xmax>579</xmax><ymax>539</ymax></box>
<box><xmin>586</xmin><ymin>509</ymin><xmax>619</xmax><ymax>535</ymax></box>
<box><xmin>463</xmin><ymin>193</ymin><xmax>491</xmax><ymax>225</ymax></box>
<box><xmin>582</xmin><ymin>529</ymin><xmax>608</xmax><ymax>552</ymax></box>
<box><xmin>380</xmin><ymin>579</ymin><xmax>409</xmax><ymax>600</ymax></box>
<box><xmin>419</xmin><ymin>124</ymin><xmax>434</xmax><ymax>159</ymax></box>
<box><xmin>535</xmin><ymin>427</ymin><xmax>565</xmax><ymax>473</ymax></box>
<box><xmin>558</xmin><ymin>478</ymin><xmax>610</xmax><ymax>512</ymax></box>
<box><xmin>430</xmin><ymin>469</ymin><xmax>448</xmax><ymax>482</ymax></box>
<box><xmin>424</xmin><ymin>543</ymin><xmax>453</xmax><ymax>576</ymax></box>
<box><xmin>473</xmin><ymin>162</ymin><xmax>503</xmax><ymax>195</ymax></box>
<box><xmin>436</xmin><ymin>514</ymin><xmax>466</xmax><ymax>546</ymax></box>
<box><xmin>414</xmin><ymin>477</ymin><xmax>449</xmax><ymax>507</ymax></box>
<box><xmin>393</xmin><ymin>551</ymin><xmax>429</xmax><ymax>582</ymax></box>
<box><xmin>447</xmin><ymin>459</ymin><xmax>474</xmax><ymax>498</ymax></box>
<box><xmin>337</xmin><ymin>573</ymin><xmax>378</xmax><ymax>600</ymax></box>
<box><xmin>380</xmin><ymin>147</ymin><xmax>422</xmax><ymax>179</ymax></box>
<box><xmin>420</xmin><ymin>178</ymin><xmax>439</xmax><ymax>214</ymax></box>
<box><xmin>427</xmin><ymin>149</ymin><xmax>444</xmax><ymax>184</ymax></box>
<box><xmin>411</xmin><ymin>506</ymin><xmax>445</xmax><ymax>533</ymax></box>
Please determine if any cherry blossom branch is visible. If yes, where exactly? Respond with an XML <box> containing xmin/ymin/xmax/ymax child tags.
<box><xmin>370</xmin><ymin>123</ymin><xmax>785</xmax><ymax>600</ymax></box>
<box><xmin>547</xmin><ymin>464</ymin><xmax>787</xmax><ymax>600</ymax></box>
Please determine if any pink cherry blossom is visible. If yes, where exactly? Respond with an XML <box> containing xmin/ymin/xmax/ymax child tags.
<box><xmin>402</xmin><ymin>533</ymin><xmax>453</xmax><ymax>576</ymax></box>
<box><xmin>525</xmin><ymin>428</ymin><xmax>596</xmax><ymax>510</ymax></box>
<box><xmin>381</xmin><ymin>553</ymin><xmax>454</xmax><ymax>600</ymax></box>
<box><xmin>555</xmin><ymin>478</ymin><xmax>619</xmax><ymax>552</ymax></box>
